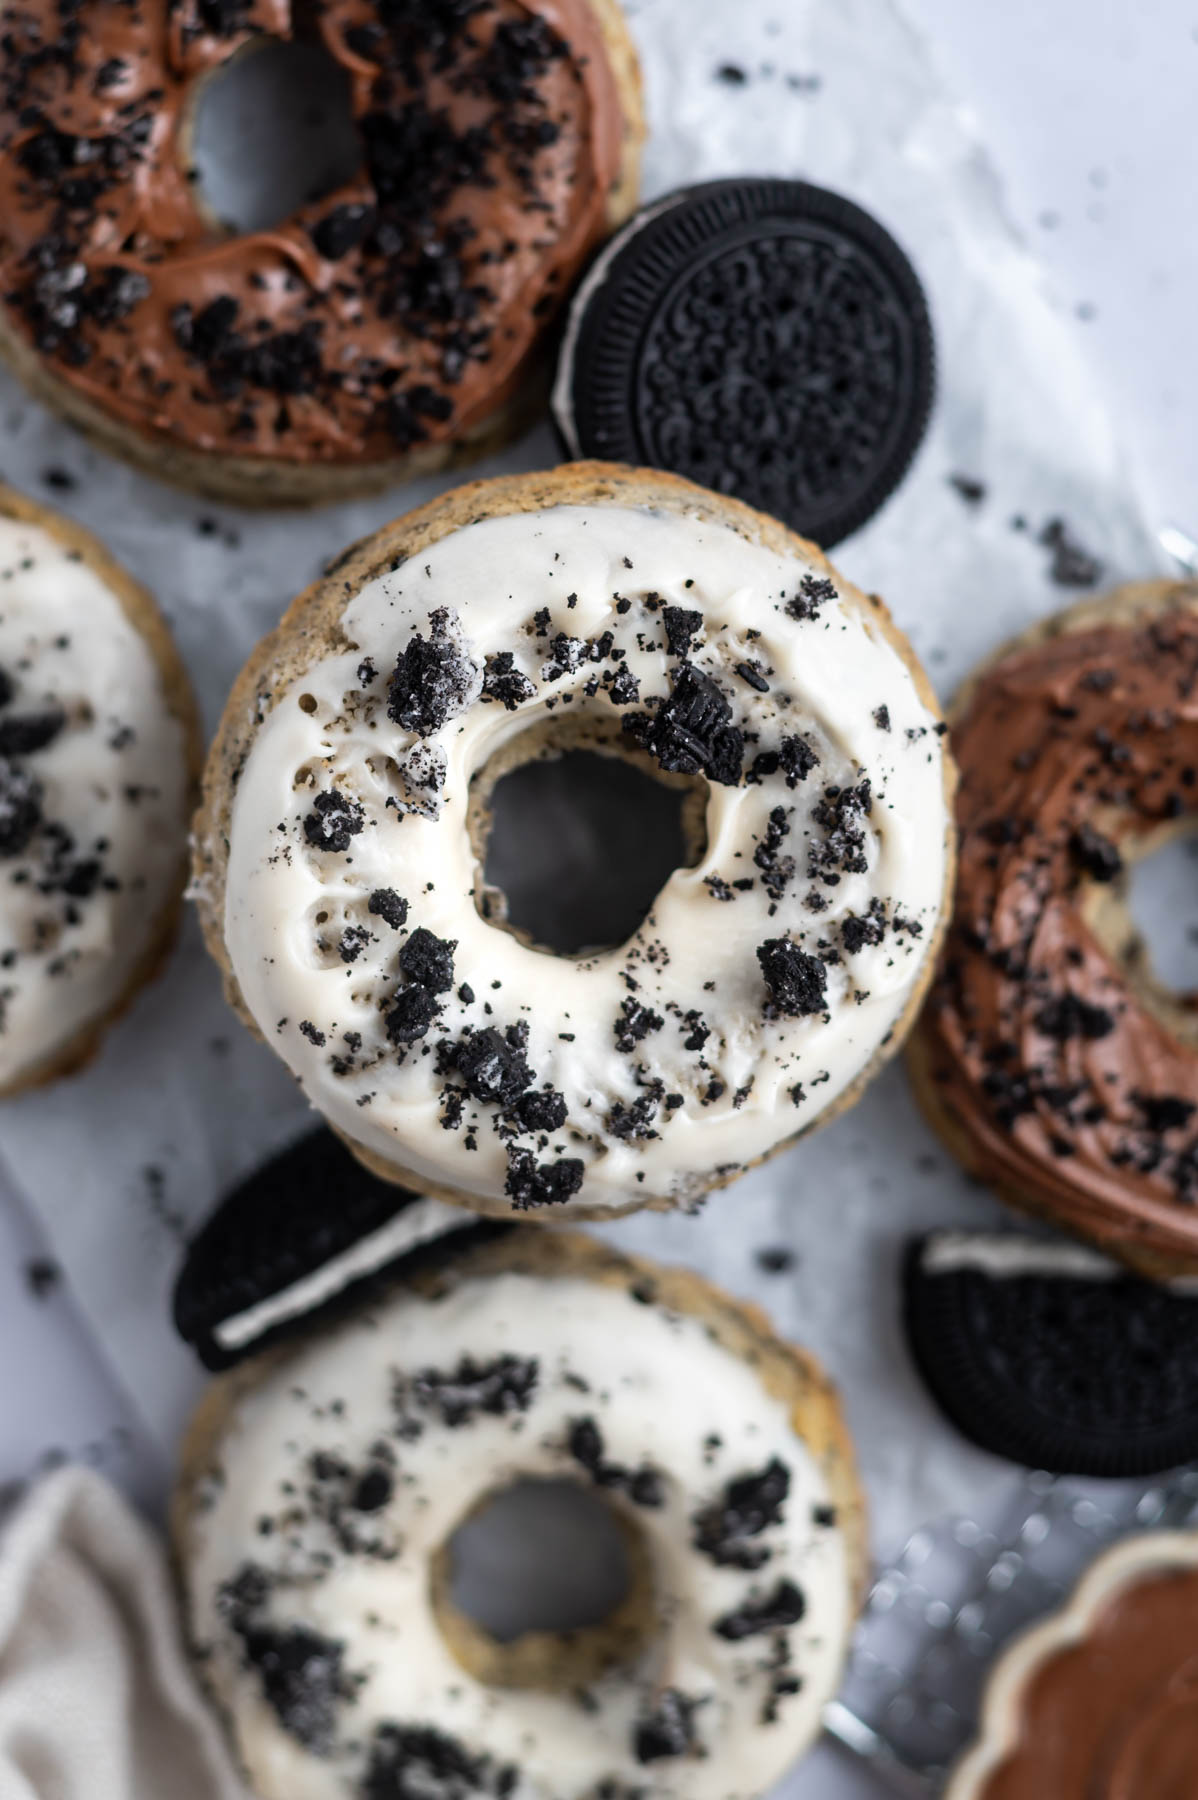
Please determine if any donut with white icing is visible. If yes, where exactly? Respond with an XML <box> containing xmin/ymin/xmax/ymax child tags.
<box><xmin>194</xmin><ymin>463</ymin><xmax>955</xmax><ymax>1216</ymax></box>
<box><xmin>173</xmin><ymin>1228</ymin><xmax>865</xmax><ymax>1800</ymax></box>
<box><xmin>0</xmin><ymin>486</ymin><xmax>198</xmax><ymax>1095</ymax></box>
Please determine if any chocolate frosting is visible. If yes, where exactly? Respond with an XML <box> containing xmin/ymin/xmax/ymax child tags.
<box><xmin>920</xmin><ymin>587</ymin><xmax>1198</xmax><ymax>1266</ymax></box>
<box><xmin>0</xmin><ymin>0</ymin><xmax>623</xmax><ymax>467</ymax></box>
<box><xmin>981</xmin><ymin>1565</ymin><xmax>1198</xmax><ymax>1800</ymax></box>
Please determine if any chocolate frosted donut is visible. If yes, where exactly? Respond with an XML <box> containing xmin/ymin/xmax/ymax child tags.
<box><xmin>193</xmin><ymin>463</ymin><xmax>955</xmax><ymax>1219</ymax></box>
<box><xmin>949</xmin><ymin>1533</ymin><xmax>1198</xmax><ymax>1800</ymax></box>
<box><xmin>173</xmin><ymin>1229</ymin><xmax>865</xmax><ymax>1800</ymax></box>
<box><xmin>0</xmin><ymin>1</ymin><xmax>642</xmax><ymax>504</ymax></box>
<box><xmin>911</xmin><ymin>580</ymin><xmax>1198</xmax><ymax>1277</ymax></box>
<box><xmin>0</xmin><ymin>485</ymin><xmax>199</xmax><ymax>1094</ymax></box>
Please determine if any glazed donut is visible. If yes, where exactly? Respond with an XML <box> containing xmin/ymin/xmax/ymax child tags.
<box><xmin>193</xmin><ymin>464</ymin><xmax>954</xmax><ymax>1218</ymax></box>
<box><xmin>910</xmin><ymin>580</ymin><xmax>1198</xmax><ymax>1278</ymax></box>
<box><xmin>0</xmin><ymin>486</ymin><xmax>198</xmax><ymax>1096</ymax></box>
<box><xmin>173</xmin><ymin>1229</ymin><xmax>864</xmax><ymax>1800</ymax></box>
<box><xmin>0</xmin><ymin>1</ymin><xmax>642</xmax><ymax>506</ymax></box>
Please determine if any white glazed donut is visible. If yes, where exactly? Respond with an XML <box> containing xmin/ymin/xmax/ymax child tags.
<box><xmin>174</xmin><ymin>1230</ymin><xmax>864</xmax><ymax>1800</ymax></box>
<box><xmin>0</xmin><ymin>488</ymin><xmax>197</xmax><ymax>1094</ymax></box>
<box><xmin>195</xmin><ymin>465</ymin><xmax>953</xmax><ymax>1216</ymax></box>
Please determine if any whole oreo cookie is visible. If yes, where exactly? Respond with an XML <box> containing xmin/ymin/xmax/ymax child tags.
<box><xmin>174</xmin><ymin>1129</ymin><xmax>506</xmax><ymax>1371</ymax></box>
<box><xmin>553</xmin><ymin>178</ymin><xmax>935</xmax><ymax>547</ymax></box>
<box><xmin>905</xmin><ymin>1231</ymin><xmax>1198</xmax><ymax>1477</ymax></box>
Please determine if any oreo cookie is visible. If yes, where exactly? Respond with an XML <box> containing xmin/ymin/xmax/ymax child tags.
<box><xmin>904</xmin><ymin>1231</ymin><xmax>1198</xmax><ymax>1477</ymax></box>
<box><xmin>174</xmin><ymin>1129</ymin><xmax>506</xmax><ymax>1371</ymax></box>
<box><xmin>553</xmin><ymin>178</ymin><xmax>935</xmax><ymax>547</ymax></box>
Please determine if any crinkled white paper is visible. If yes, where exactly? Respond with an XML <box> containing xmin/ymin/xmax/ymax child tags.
<box><xmin>0</xmin><ymin>0</ymin><xmax>1163</xmax><ymax>1571</ymax></box>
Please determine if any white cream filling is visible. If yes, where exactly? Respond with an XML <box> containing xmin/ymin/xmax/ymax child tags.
<box><xmin>551</xmin><ymin>192</ymin><xmax>687</xmax><ymax>454</ymax></box>
<box><xmin>185</xmin><ymin>1269</ymin><xmax>852</xmax><ymax>1800</ymax></box>
<box><xmin>920</xmin><ymin>1230</ymin><xmax>1198</xmax><ymax>1290</ymax></box>
<box><xmin>223</xmin><ymin>503</ymin><xmax>948</xmax><ymax>1213</ymax></box>
<box><xmin>213</xmin><ymin>1195</ymin><xmax>478</xmax><ymax>1352</ymax></box>
<box><xmin>0</xmin><ymin>517</ymin><xmax>188</xmax><ymax>1087</ymax></box>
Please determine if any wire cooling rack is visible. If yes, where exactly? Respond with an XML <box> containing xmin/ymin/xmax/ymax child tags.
<box><xmin>824</xmin><ymin>1465</ymin><xmax>1198</xmax><ymax>1793</ymax></box>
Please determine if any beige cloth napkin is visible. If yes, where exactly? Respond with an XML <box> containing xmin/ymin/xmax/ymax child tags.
<box><xmin>0</xmin><ymin>1467</ymin><xmax>249</xmax><ymax>1800</ymax></box>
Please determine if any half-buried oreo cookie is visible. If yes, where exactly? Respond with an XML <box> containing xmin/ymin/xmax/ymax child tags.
<box><xmin>174</xmin><ymin>1129</ymin><xmax>506</xmax><ymax>1371</ymax></box>
<box><xmin>905</xmin><ymin>1231</ymin><xmax>1198</xmax><ymax>1477</ymax></box>
<box><xmin>553</xmin><ymin>178</ymin><xmax>935</xmax><ymax>547</ymax></box>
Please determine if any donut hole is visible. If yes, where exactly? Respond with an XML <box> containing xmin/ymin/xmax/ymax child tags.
<box><xmin>1084</xmin><ymin>819</ymin><xmax>1198</xmax><ymax>1047</ymax></box>
<box><xmin>432</xmin><ymin>1477</ymin><xmax>655</xmax><ymax>1691</ymax></box>
<box><xmin>188</xmin><ymin>38</ymin><xmax>362</xmax><ymax>236</ymax></box>
<box><xmin>471</xmin><ymin>723</ymin><xmax>707</xmax><ymax>957</ymax></box>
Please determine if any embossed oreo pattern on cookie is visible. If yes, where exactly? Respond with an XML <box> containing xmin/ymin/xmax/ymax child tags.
<box><xmin>904</xmin><ymin>1231</ymin><xmax>1198</xmax><ymax>1477</ymax></box>
<box><xmin>174</xmin><ymin>1129</ymin><xmax>498</xmax><ymax>1371</ymax></box>
<box><xmin>554</xmin><ymin>180</ymin><xmax>935</xmax><ymax>547</ymax></box>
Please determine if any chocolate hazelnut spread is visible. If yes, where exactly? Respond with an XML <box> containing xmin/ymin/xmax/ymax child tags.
<box><xmin>919</xmin><ymin>587</ymin><xmax>1198</xmax><ymax>1267</ymax></box>
<box><xmin>980</xmin><ymin>1565</ymin><xmax>1198</xmax><ymax>1800</ymax></box>
<box><xmin>0</xmin><ymin>0</ymin><xmax>623</xmax><ymax>467</ymax></box>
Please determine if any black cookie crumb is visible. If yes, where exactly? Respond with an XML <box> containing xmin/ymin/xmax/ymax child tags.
<box><xmin>505</xmin><ymin>1147</ymin><xmax>584</xmax><ymax>1209</ymax></box>
<box><xmin>412</xmin><ymin>1353</ymin><xmax>538</xmax><ymax>1426</ymax></box>
<box><xmin>388</xmin><ymin>613</ymin><xmax>477</xmax><ymax>735</ymax></box>
<box><xmin>568</xmin><ymin>1416</ymin><xmax>664</xmax><ymax>1507</ymax></box>
<box><xmin>1033</xmin><ymin>992</ymin><xmax>1116</xmax><ymax>1042</ymax></box>
<box><xmin>1039</xmin><ymin>518</ymin><xmax>1103</xmax><ymax>588</ymax></box>
<box><xmin>623</xmin><ymin>663</ymin><xmax>743</xmax><ymax>785</ymax></box>
<box><xmin>713</xmin><ymin>1577</ymin><xmax>806</xmax><ymax>1640</ymax></box>
<box><xmin>399</xmin><ymin>927</ymin><xmax>456</xmax><ymax>994</ymax></box>
<box><xmin>693</xmin><ymin>1457</ymin><xmax>790</xmax><ymax>1569</ymax></box>
<box><xmin>482</xmin><ymin>650</ymin><xmax>536</xmax><ymax>710</ymax></box>
<box><xmin>634</xmin><ymin>1689</ymin><xmax>702</xmax><ymax>1763</ymax></box>
<box><xmin>364</xmin><ymin>1725</ymin><xmax>515</xmax><ymax>1800</ymax></box>
<box><xmin>368</xmin><ymin>888</ymin><xmax>409</xmax><ymax>929</ymax></box>
<box><xmin>1070</xmin><ymin>823</ymin><xmax>1123</xmax><ymax>883</ymax></box>
<box><xmin>219</xmin><ymin>1566</ymin><xmax>352</xmax><ymax>1752</ymax></box>
<box><xmin>0</xmin><ymin>707</ymin><xmax>65</xmax><ymax>757</ymax></box>
<box><xmin>662</xmin><ymin>604</ymin><xmax>703</xmax><ymax>658</ymax></box>
<box><xmin>456</xmin><ymin>1026</ymin><xmax>531</xmax><ymax>1106</ymax></box>
<box><xmin>24</xmin><ymin>1257</ymin><xmax>61</xmax><ymax>1299</ymax></box>
<box><xmin>0</xmin><ymin>760</ymin><xmax>42</xmax><ymax>857</ymax></box>
<box><xmin>303</xmin><ymin>789</ymin><xmax>364</xmax><ymax>853</ymax></box>
<box><xmin>385</xmin><ymin>984</ymin><xmax>439</xmax><ymax>1045</ymax></box>
<box><xmin>516</xmin><ymin>1088</ymin><xmax>568</xmax><ymax>1133</ymax></box>
<box><xmin>757</xmin><ymin>938</ymin><xmax>827</xmax><ymax>1016</ymax></box>
<box><xmin>786</xmin><ymin>574</ymin><xmax>836</xmax><ymax>622</ymax></box>
<box><xmin>614</xmin><ymin>996</ymin><xmax>664</xmax><ymax>1052</ymax></box>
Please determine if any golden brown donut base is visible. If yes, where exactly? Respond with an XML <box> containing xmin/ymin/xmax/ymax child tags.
<box><xmin>0</xmin><ymin>484</ymin><xmax>202</xmax><ymax>1099</ymax></box>
<box><xmin>193</xmin><ymin>459</ymin><xmax>957</xmax><ymax>1219</ymax></box>
<box><xmin>908</xmin><ymin>579</ymin><xmax>1198</xmax><ymax>1281</ymax></box>
<box><xmin>171</xmin><ymin>1226</ymin><xmax>868</xmax><ymax>1711</ymax></box>
<box><xmin>0</xmin><ymin>0</ymin><xmax>644</xmax><ymax>509</ymax></box>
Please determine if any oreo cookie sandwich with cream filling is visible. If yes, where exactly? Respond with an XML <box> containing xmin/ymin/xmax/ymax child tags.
<box><xmin>552</xmin><ymin>179</ymin><xmax>935</xmax><ymax>547</ymax></box>
<box><xmin>905</xmin><ymin>1229</ymin><xmax>1198</xmax><ymax>1477</ymax></box>
<box><xmin>174</xmin><ymin>1128</ymin><xmax>500</xmax><ymax>1370</ymax></box>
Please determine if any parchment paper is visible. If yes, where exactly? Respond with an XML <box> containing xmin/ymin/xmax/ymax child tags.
<box><xmin>0</xmin><ymin>0</ymin><xmax>1165</xmax><ymax>1566</ymax></box>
